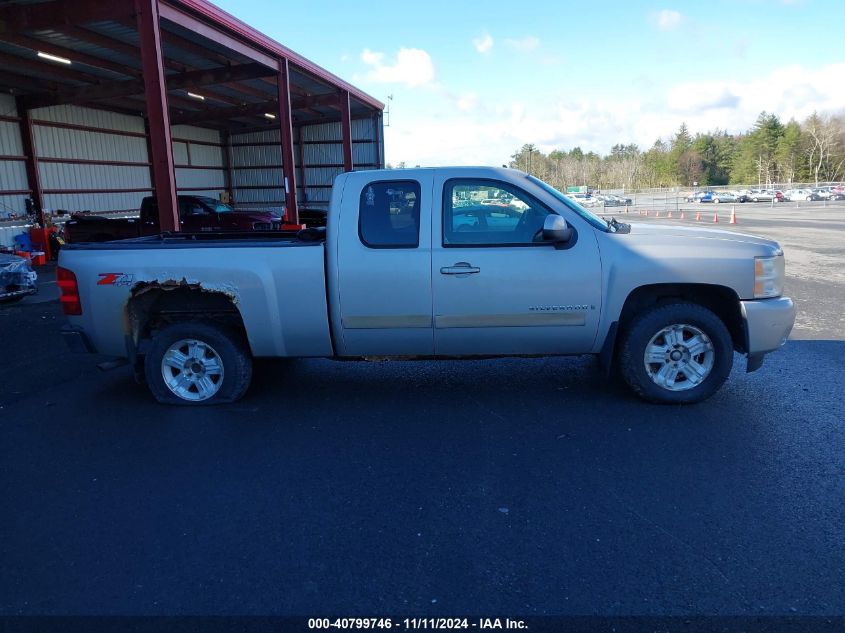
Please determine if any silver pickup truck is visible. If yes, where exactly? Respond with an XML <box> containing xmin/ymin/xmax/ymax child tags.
<box><xmin>58</xmin><ymin>167</ymin><xmax>795</xmax><ymax>405</ymax></box>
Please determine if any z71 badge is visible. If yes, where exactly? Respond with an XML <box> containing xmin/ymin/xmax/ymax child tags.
<box><xmin>97</xmin><ymin>272</ymin><xmax>134</xmax><ymax>286</ymax></box>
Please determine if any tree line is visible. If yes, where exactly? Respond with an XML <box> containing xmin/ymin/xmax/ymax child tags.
<box><xmin>509</xmin><ymin>111</ymin><xmax>844</xmax><ymax>191</ymax></box>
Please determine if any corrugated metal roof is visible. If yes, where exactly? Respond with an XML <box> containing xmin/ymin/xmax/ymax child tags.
<box><xmin>0</xmin><ymin>40</ymin><xmax>127</xmax><ymax>81</ymax></box>
<box><xmin>161</xmin><ymin>20</ymin><xmax>253</xmax><ymax>66</ymax></box>
<box><xmin>172</xmin><ymin>0</ymin><xmax>384</xmax><ymax>111</ymax></box>
<box><xmin>27</xmin><ymin>28</ymin><xmax>142</xmax><ymax>74</ymax></box>
<box><xmin>0</xmin><ymin>0</ymin><xmax>382</xmax><ymax>133</ymax></box>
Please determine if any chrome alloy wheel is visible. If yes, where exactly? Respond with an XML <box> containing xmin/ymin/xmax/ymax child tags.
<box><xmin>643</xmin><ymin>323</ymin><xmax>715</xmax><ymax>392</ymax></box>
<box><xmin>160</xmin><ymin>338</ymin><xmax>225</xmax><ymax>401</ymax></box>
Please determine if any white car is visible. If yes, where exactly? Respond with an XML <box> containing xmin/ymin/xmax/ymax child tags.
<box><xmin>785</xmin><ymin>188</ymin><xmax>818</xmax><ymax>201</ymax></box>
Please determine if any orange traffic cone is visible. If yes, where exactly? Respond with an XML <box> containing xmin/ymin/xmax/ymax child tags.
<box><xmin>680</xmin><ymin>211</ymin><xmax>685</xmax><ymax>220</ymax></box>
<box><xmin>695</xmin><ymin>212</ymin><xmax>701</xmax><ymax>221</ymax></box>
<box><xmin>624</xmin><ymin>204</ymin><xmax>629</xmax><ymax>214</ymax></box>
<box><xmin>654</xmin><ymin>211</ymin><xmax>660</xmax><ymax>218</ymax></box>
<box><xmin>667</xmin><ymin>210</ymin><xmax>673</xmax><ymax>218</ymax></box>
<box><xmin>729</xmin><ymin>206</ymin><xmax>737</xmax><ymax>224</ymax></box>
<box><xmin>713</xmin><ymin>212</ymin><xmax>719</xmax><ymax>223</ymax></box>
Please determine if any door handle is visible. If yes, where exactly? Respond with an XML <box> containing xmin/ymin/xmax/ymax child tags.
<box><xmin>440</xmin><ymin>262</ymin><xmax>480</xmax><ymax>275</ymax></box>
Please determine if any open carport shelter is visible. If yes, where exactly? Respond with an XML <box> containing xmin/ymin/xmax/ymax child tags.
<box><xmin>0</xmin><ymin>0</ymin><xmax>384</xmax><ymax>230</ymax></box>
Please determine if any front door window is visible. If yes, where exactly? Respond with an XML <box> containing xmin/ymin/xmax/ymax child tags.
<box><xmin>444</xmin><ymin>180</ymin><xmax>552</xmax><ymax>246</ymax></box>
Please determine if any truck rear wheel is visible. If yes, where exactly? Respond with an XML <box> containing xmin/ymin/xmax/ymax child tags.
<box><xmin>144</xmin><ymin>322</ymin><xmax>252</xmax><ymax>405</ymax></box>
<box><xmin>618</xmin><ymin>302</ymin><xmax>733</xmax><ymax>404</ymax></box>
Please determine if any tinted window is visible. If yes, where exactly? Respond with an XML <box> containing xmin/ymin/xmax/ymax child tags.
<box><xmin>195</xmin><ymin>196</ymin><xmax>233</xmax><ymax>213</ymax></box>
<box><xmin>443</xmin><ymin>180</ymin><xmax>552</xmax><ymax>246</ymax></box>
<box><xmin>359</xmin><ymin>180</ymin><xmax>421</xmax><ymax>248</ymax></box>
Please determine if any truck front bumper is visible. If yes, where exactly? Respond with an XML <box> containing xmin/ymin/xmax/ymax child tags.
<box><xmin>740</xmin><ymin>296</ymin><xmax>795</xmax><ymax>372</ymax></box>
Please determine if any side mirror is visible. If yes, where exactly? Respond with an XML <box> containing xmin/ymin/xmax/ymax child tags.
<box><xmin>542</xmin><ymin>214</ymin><xmax>572</xmax><ymax>244</ymax></box>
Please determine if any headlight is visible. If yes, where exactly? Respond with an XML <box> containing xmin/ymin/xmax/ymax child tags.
<box><xmin>754</xmin><ymin>253</ymin><xmax>785</xmax><ymax>298</ymax></box>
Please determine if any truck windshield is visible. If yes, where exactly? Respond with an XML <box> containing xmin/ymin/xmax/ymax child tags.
<box><xmin>196</xmin><ymin>197</ymin><xmax>234</xmax><ymax>213</ymax></box>
<box><xmin>526</xmin><ymin>175</ymin><xmax>608</xmax><ymax>231</ymax></box>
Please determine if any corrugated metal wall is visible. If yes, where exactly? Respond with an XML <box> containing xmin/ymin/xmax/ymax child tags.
<box><xmin>229</xmin><ymin>127</ymin><xmax>284</xmax><ymax>211</ymax></box>
<box><xmin>32</xmin><ymin>104</ymin><xmax>151</xmax><ymax>213</ymax></box>
<box><xmin>0</xmin><ymin>102</ymin><xmax>226</xmax><ymax>217</ymax></box>
<box><xmin>0</xmin><ymin>95</ymin><xmax>29</xmax><ymax>219</ymax></box>
<box><xmin>0</xmin><ymin>99</ymin><xmax>382</xmax><ymax>223</ymax></box>
<box><xmin>172</xmin><ymin>124</ymin><xmax>226</xmax><ymax>200</ymax></box>
<box><xmin>230</xmin><ymin>116</ymin><xmax>382</xmax><ymax>210</ymax></box>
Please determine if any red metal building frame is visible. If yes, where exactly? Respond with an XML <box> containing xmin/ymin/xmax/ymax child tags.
<box><xmin>136</xmin><ymin>0</ymin><xmax>179</xmax><ymax>231</ymax></box>
<box><xmin>0</xmin><ymin>0</ymin><xmax>384</xmax><ymax>230</ymax></box>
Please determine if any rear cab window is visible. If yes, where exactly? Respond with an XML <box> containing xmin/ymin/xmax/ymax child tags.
<box><xmin>359</xmin><ymin>180</ymin><xmax>421</xmax><ymax>248</ymax></box>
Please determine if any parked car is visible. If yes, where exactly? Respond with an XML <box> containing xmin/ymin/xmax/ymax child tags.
<box><xmin>748</xmin><ymin>190</ymin><xmax>784</xmax><ymax>203</ymax></box>
<box><xmin>785</xmin><ymin>188</ymin><xmax>821</xmax><ymax>202</ymax></box>
<box><xmin>59</xmin><ymin>166</ymin><xmax>795</xmax><ymax>406</ymax></box>
<box><xmin>598</xmin><ymin>194</ymin><xmax>632</xmax><ymax>207</ymax></box>
<box><xmin>566</xmin><ymin>192</ymin><xmax>597</xmax><ymax>206</ymax></box>
<box><xmin>63</xmin><ymin>195</ymin><xmax>293</xmax><ymax>243</ymax></box>
<box><xmin>822</xmin><ymin>185</ymin><xmax>844</xmax><ymax>199</ymax></box>
<box><xmin>696</xmin><ymin>192</ymin><xmax>716</xmax><ymax>203</ymax></box>
<box><xmin>813</xmin><ymin>187</ymin><xmax>842</xmax><ymax>200</ymax></box>
<box><xmin>712</xmin><ymin>191</ymin><xmax>738</xmax><ymax>204</ymax></box>
<box><xmin>0</xmin><ymin>252</ymin><xmax>37</xmax><ymax>304</ymax></box>
<box><xmin>685</xmin><ymin>191</ymin><xmax>707</xmax><ymax>202</ymax></box>
<box><xmin>732</xmin><ymin>190</ymin><xmax>751</xmax><ymax>203</ymax></box>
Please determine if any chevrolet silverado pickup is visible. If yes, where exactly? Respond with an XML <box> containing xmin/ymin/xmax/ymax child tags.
<box><xmin>57</xmin><ymin>167</ymin><xmax>795</xmax><ymax>405</ymax></box>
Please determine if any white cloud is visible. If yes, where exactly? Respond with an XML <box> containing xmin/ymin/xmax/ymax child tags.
<box><xmin>361</xmin><ymin>49</ymin><xmax>383</xmax><ymax>66</ymax></box>
<box><xmin>504</xmin><ymin>36</ymin><xmax>540</xmax><ymax>52</ymax></box>
<box><xmin>667</xmin><ymin>83</ymin><xmax>741</xmax><ymax>112</ymax></box>
<box><xmin>654</xmin><ymin>9</ymin><xmax>682</xmax><ymax>30</ymax></box>
<box><xmin>360</xmin><ymin>47</ymin><xmax>435</xmax><ymax>87</ymax></box>
<box><xmin>473</xmin><ymin>32</ymin><xmax>493</xmax><ymax>54</ymax></box>
<box><xmin>384</xmin><ymin>62</ymin><xmax>845</xmax><ymax>167</ymax></box>
<box><xmin>456</xmin><ymin>92</ymin><xmax>478</xmax><ymax>112</ymax></box>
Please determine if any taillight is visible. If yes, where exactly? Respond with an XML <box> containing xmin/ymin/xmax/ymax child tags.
<box><xmin>57</xmin><ymin>266</ymin><xmax>82</xmax><ymax>315</ymax></box>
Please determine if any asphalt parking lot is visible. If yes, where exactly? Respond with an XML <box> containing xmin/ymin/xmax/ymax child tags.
<box><xmin>1</xmin><ymin>203</ymin><xmax>843</xmax><ymax>618</ymax></box>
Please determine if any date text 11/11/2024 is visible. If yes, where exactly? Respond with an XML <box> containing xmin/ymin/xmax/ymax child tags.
<box><xmin>307</xmin><ymin>617</ymin><xmax>528</xmax><ymax>630</ymax></box>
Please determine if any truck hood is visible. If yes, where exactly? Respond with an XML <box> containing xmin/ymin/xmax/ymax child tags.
<box><xmin>623</xmin><ymin>222</ymin><xmax>782</xmax><ymax>254</ymax></box>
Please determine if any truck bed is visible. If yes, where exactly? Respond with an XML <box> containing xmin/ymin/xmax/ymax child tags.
<box><xmin>60</xmin><ymin>229</ymin><xmax>333</xmax><ymax>359</ymax></box>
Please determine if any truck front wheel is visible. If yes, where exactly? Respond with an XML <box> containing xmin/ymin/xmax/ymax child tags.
<box><xmin>618</xmin><ymin>302</ymin><xmax>733</xmax><ymax>404</ymax></box>
<box><xmin>145</xmin><ymin>322</ymin><xmax>252</xmax><ymax>405</ymax></box>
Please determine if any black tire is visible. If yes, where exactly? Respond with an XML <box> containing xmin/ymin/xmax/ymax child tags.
<box><xmin>144</xmin><ymin>321</ymin><xmax>252</xmax><ymax>406</ymax></box>
<box><xmin>0</xmin><ymin>294</ymin><xmax>25</xmax><ymax>304</ymax></box>
<box><xmin>618</xmin><ymin>302</ymin><xmax>733</xmax><ymax>404</ymax></box>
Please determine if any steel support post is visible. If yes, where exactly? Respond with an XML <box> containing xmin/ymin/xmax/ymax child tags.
<box><xmin>373</xmin><ymin>111</ymin><xmax>382</xmax><ymax>169</ymax></box>
<box><xmin>296</xmin><ymin>124</ymin><xmax>306</xmax><ymax>204</ymax></box>
<box><xmin>340</xmin><ymin>90</ymin><xmax>353</xmax><ymax>172</ymax></box>
<box><xmin>135</xmin><ymin>0</ymin><xmax>179</xmax><ymax>232</ymax></box>
<box><xmin>276</xmin><ymin>58</ymin><xmax>298</xmax><ymax>224</ymax></box>
<box><xmin>15</xmin><ymin>100</ymin><xmax>44</xmax><ymax>225</ymax></box>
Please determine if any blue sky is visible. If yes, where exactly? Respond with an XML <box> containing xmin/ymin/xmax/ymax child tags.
<box><xmin>213</xmin><ymin>0</ymin><xmax>844</xmax><ymax>166</ymax></box>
